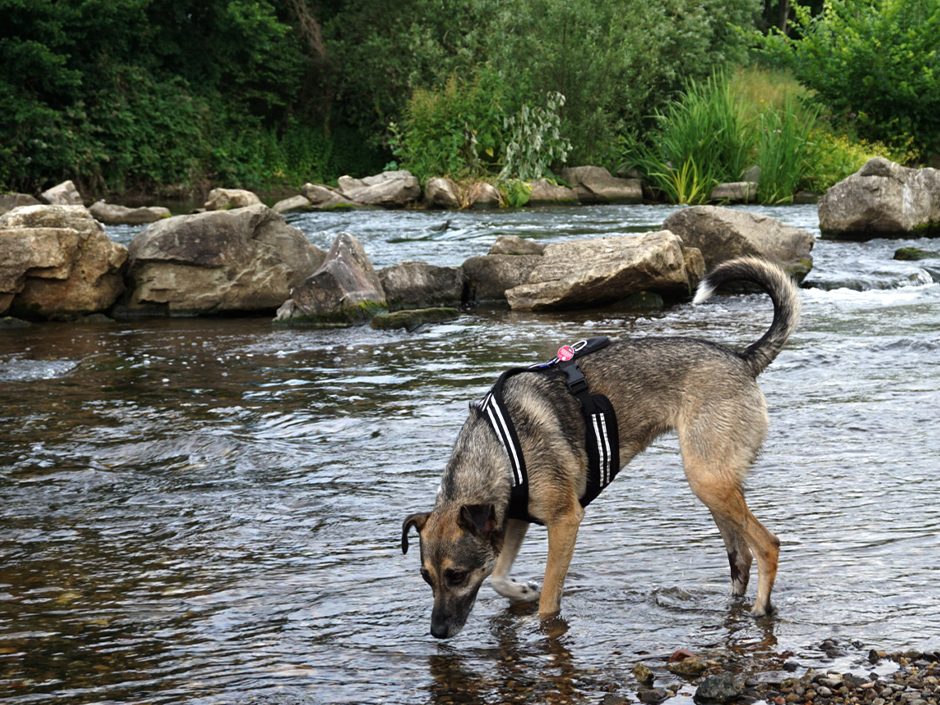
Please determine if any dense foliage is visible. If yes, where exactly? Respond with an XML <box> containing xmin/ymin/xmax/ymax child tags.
<box><xmin>756</xmin><ymin>0</ymin><xmax>940</xmax><ymax>157</ymax></box>
<box><xmin>1</xmin><ymin>0</ymin><xmax>763</xmax><ymax>196</ymax></box>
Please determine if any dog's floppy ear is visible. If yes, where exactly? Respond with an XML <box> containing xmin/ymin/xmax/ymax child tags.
<box><xmin>458</xmin><ymin>504</ymin><xmax>498</xmax><ymax>537</ymax></box>
<box><xmin>401</xmin><ymin>512</ymin><xmax>430</xmax><ymax>554</ymax></box>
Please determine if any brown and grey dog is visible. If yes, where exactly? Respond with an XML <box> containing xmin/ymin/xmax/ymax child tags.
<box><xmin>402</xmin><ymin>257</ymin><xmax>800</xmax><ymax>639</ymax></box>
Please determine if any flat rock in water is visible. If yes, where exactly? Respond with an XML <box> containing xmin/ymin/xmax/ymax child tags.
<box><xmin>370</xmin><ymin>307</ymin><xmax>459</xmax><ymax>330</ymax></box>
<box><xmin>504</xmin><ymin>231</ymin><xmax>693</xmax><ymax>310</ymax></box>
<box><xmin>694</xmin><ymin>674</ymin><xmax>743</xmax><ymax>703</ymax></box>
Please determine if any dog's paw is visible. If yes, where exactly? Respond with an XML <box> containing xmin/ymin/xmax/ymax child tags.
<box><xmin>491</xmin><ymin>576</ymin><xmax>541</xmax><ymax>603</ymax></box>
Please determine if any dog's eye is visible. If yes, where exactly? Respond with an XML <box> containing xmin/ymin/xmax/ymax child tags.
<box><xmin>446</xmin><ymin>570</ymin><xmax>468</xmax><ymax>586</ymax></box>
<box><xmin>421</xmin><ymin>569</ymin><xmax>433</xmax><ymax>586</ymax></box>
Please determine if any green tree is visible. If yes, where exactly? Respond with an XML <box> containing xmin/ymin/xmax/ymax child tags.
<box><xmin>757</xmin><ymin>0</ymin><xmax>940</xmax><ymax>156</ymax></box>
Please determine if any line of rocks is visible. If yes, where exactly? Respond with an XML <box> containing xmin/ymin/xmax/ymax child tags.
<box><xmin>598</xmin><ymin>646</ymin><xmax>940</xmax><ymax>705</ymax></box>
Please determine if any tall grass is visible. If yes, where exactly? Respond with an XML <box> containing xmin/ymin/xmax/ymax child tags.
<box><xmin>755</xmin><ymin>96</ymin><xmax>820</xmax><ymax>203</ymax></box>
<box><xmin>624</xmin><ymin>71</ymin><xmax>753</xmax><ymax>204</ymax></box>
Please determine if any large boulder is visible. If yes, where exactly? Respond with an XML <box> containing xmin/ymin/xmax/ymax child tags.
<box><xmin>300</xmin><ymin>183</ymin><xmax>356</xmax><ymax>210</ymax></box>
<box><xmin>40</xmin><ymin>180</ymin><xmax>83</xmax><ymax>206</ymax></box>
<box><xmin>204</xmin><ymin>188</ymin><xmax>263</xmax><ymax>211</ymax></box>
<box><xmin>378</xmin><ymin>261</ymin><xmax>466</xmax><ymax>311</ymax></box>
<box><xmin>337</xmin><ymin>170</ymin><xmax>420</xmax><ymax>208</ymax></box>
<box><xmin>818</xmin><ymin>157</ymin><xmax>940</xmax><ymax>239</ymax></box>
<box><xmin>124</xmin><ymin>204</ymin><xmax>325</xmax><ymax>316</ymax></box>
<box><xmin>462</xmin><ymin>254</ymin><xmax>543</xmax><ymax>303</ymax></box>
<box><xmin>560</xmin><ymin>166</ymin><xmax>642</xmax><ymax>204</ymax></box>
<box><xmin>0</xmin><ymin>205</ymin><xmax>127</xmax><ymax>319</ymax></box>
<box><xmin>274</xmin><ymin>232</ymin><xmax>386</xmax><ymax>327</ymax></box>
<box><xmin>505</xmin><ymin>231</ymin><xmax>695</xmax><ymax>310</ymax></box>
<box><xmin>0</xmin><ymin>193</ymin><xmax>41</xmax><ymax>215</ymax></box>
<box><xmin>88</xmin><ymin>201</ymin><xmax>171</xmax><ymax>225</ymax></box>
<box><xmin>662</xmin><ymin>205</ymin><xmax>814</xmax><ymax>280</ymax></box>
<box><xmin>272</xmin><ymin>195</ymin><xmax>313</xmax><ymax>214</ymax></box>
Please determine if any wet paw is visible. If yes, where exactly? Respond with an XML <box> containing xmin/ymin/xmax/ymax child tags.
<box><xmin>491</xmin><ymin>576</ymin><xmax>541</xmax><ymax>603</ymax></box>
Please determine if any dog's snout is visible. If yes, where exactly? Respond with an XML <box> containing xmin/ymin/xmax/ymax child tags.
<box><xmin>430</xmin><ymin>621</ymin><xmax>450</xmax><ymax>639</ymax></box>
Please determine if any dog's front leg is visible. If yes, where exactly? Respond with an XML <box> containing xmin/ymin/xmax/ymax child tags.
<box><xmin>539</xmin><ymin>506</ymin><xmax>584</xmax><ymax>619</ymax></box>
<box><xmin>490</xmin><ymin>518</ymin><xmax>540</xmax><ymax>602</ymax></box>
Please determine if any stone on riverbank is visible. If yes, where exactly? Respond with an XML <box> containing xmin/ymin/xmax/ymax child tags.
<box><xmin>425</xmin><ymin>177</ymin><xmax>462</xmax><ymax>209</ymax></box>
<box><xmin>709</xmin><ymin>181</ymin><xmax>759</xmax><ymax>203</ymax></box>
<box><xmin>0</xmin><ymin>193</ymin><xmax>41</xmax><ymax>215</ymax></box>
<box><xmin>370</xmin><ymin>307</ymin><xmax>459</xmax><ymax>330</ymax></box>
<box><xmin>662</xmin><ymin>205</ymin><xmax>814</xmax><ymax>280</ymax></box>
<box><xmin>561</xmin><ymin>166</ymin><xmax>642</xmax><ymax>204</ymax></box>
<box><xmin>505</xmin><ymin>231</ymin><xmax>697</xmax><ymax>310</ymax></box>
<box><xmin>337</xmin><ymin>170</ymin><xmax>420</xmax><ymax>208</ymax></box>
<box><xmin>274</xmin><ymin>232</ymin><xmax>386</xmax><ymax>327</ymax></box>
<box><xmin>88</xmin><ymin>201</ymin><xmax>171</xmax><ymax>225</ymax></box>
<box><xmin>0</xmin><ymin>205</ymin><xmax>127</xmax><ymax>319</ymax></box>
<box><xmin>204</xmin><ymin>188</ymin><xmax>263</xmax><ymax>211</ymax></box>
<box><xmin>40</xmin><ymin>180</ymin><xmax>84</xmax><ymax>206</ymax></box>
<box><xmin>272</xmin><ymin>195</ymin><xmax>313</xmax><ymax>214</ymax></box>
<box><xmin>819</xmin><ymin>157</ymin><xmax>940</xmax><ymax>239</ymax></box>
<box><xmin>527</xmin><ymin>179</ymin><xmax>579</xmax><ymax>205</ymax></box>
<box><xmin>301</xmin><ymin>183</ymin><xmax>357</xmax><ymax>210</ymax></box>
<box><xmin>378</xmin><ymin>261</ymin><xmax>466</xmax><ymax>311</ymax></box>
<box><xmin>123</xmin><ymin>204</ymin><xmax>325</xmax><ymax>316</ymax></box>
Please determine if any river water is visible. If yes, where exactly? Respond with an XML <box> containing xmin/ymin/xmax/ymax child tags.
<box><xmin>1</xmin><ymin>204</ymin><xmax>939</xmax><ymax>704</ymax></box>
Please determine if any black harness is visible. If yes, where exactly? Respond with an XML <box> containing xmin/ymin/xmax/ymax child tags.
<box><xmin>473</xmin><ymin>337</ymin><xmax>621</xmax><ymax>524</ymax></box>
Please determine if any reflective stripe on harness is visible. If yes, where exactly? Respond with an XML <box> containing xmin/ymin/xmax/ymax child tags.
<box><xmin>473</xmin><ymin>337</ymin><xmax>621</xmax><ymax>524</ymax></box>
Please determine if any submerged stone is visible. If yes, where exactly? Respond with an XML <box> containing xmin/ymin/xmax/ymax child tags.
<box><xmin>370</xmin><ymin>307</ymin><xmax>459</xmax><ymax>331</ymax></box>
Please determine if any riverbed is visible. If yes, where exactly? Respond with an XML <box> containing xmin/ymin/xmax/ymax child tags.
<box><xmin>1</xmin><ymin>204</ymin><xmax>939</xmax><ymax>704</ymax></box>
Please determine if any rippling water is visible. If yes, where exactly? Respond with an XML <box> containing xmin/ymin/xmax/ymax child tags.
<box><xmin>2</xmin><ymin>204</ymin><xmax>939</xmax><ymax>704</ymax></box>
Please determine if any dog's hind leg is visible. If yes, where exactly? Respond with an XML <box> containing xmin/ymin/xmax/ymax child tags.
<box><xmin>690</xmin><ymin>476</ymin><xmax>779</xmax><ymax>617</ymax></box>
<box><xmin>710</xmin><ymin>510</ymin><xmax>753</xmax><ymax>597</ymax></box>
<box><xmin>490</xmin><ymin>519</ymin><xmax>540</xmax><ymax>603</ymax></box>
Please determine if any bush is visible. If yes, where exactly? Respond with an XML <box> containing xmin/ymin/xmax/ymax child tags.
<box><xmin>756</xmin><ymin>0</ymin><xmax>940</xmax><ymax>158</ymax></box>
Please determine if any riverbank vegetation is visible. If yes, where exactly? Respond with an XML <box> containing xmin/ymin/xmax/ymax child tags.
<box><xmin>1</xmin><ymin>0</ymin><xmax>937</xmax><ymax>203</ymax></box>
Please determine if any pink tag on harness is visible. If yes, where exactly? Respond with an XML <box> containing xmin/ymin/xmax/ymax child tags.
<box><xmin>557</xmin><ymin>345</ymin><xmax>575</xmax><ymax>361</ymax></box>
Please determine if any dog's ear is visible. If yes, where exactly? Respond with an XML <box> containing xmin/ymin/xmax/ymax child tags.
<box><xmin>401</xmin><ymin>512</ymin><xmax>431</xmax><ymax>554</ymax></box>
<box><xmin>458</xmin><ymin>504</ymin><xmax>498</xmax><ymax>537</ymax></box>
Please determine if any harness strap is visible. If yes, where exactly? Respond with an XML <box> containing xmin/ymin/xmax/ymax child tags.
<box><xmin>474</xmin><ymin>337</ymin><xmax>621</xmax><ymax>524</ymax></box>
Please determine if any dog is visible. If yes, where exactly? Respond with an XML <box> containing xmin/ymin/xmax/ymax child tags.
<box><xmin>402</xmin><ymin>257</ymin><xmax>800</xmax><ymax>639</ymax></box>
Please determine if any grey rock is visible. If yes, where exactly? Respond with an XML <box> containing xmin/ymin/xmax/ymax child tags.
<box><xmin>560</xmin><ymin>165</ymin><xmax>642</xmax><ymax>203</ymax></box>
<box><xmin>275</xmin><ymin>232</ymin><xmax>385</xmax><ymax>327</ymax></box>
<box><xmin>488</xmin><ymin>235</ymin><xmax>546</xmax><ymax>255</ymax></box>
<box><xmin>337</xmin><ymin>170</ymin><xmax>420</xmax><ymax>208</ymax></box>
<box><xmin>378</xmin><ymin>261</ymin><xmax>466</xmax><ymax>311</ymax></box>
<box><xmin>0</xmin><ymin>193</ymin><xmax>41</xmax><ymax>215</ymax></box>
<box><xmin>462</xmin><ymin>254</ymin><xmax>542</xmax><ymax>303</ymax></box>
<box><xmin>819</xmin><ymin>157</ymin><xmax>940</xmax><ymax>238</ymax></box>
<box><xmin>466</xmin><ymin>181</ymin><xmax>501</xmax><ymax>209</ymax></box>
<box><xmin>300</xmin><ymin>183</ymin><xmax>356</xmax><ymax>210</ymax></box>
<box><xmin>709</xmin><ymin>181</ymin><xmax>759</xmax><ymax>203</ymax></box>
<box><xmin>425</xmin><ymin>177</ymin><xmax>461</xmax><ymax>209</ymax></box>
<box><xmin>527</xmin><ymin>178</ymin><xmax>579</xmax><ymax>205</ymax></box>
<box><xmin>694</xmin><ymin>674</ymin><xmax>743</xmax><ymax>703</ymax></box>
<box><xmin>204</xmin><ymin>188</ymin><xmax>263</xmax><ymax>211</ymax></box>
<box><xmin>272</xmin><ymin>195</ymin><xmax>313</xmax><ymax>214</ymax></box>
<box><xmin>505</xmin><ymin>231</ymin><xmax>694</xmax><ymax>310</ymax></box>
<box><xmin>662</xmin><ymin>205</ymin><xmax>814</xmax><ymax>281</ymax></box>
<box><xmin>125</xmin><ymin>204</ymin><xmax>325</xmax><ymax>316</ymax></box>
<box><xmin>40</xmin><ymin>180</ymin><xmax>83</xmax><ymax>206</ymax></box>
<box><xmin>370</xmin><ymin>307</ymin><xmax>459</xmax><ymax>331</ymax></box>
<box><xmin>0</xmin><ymin>205</ymin><xmax>127</xmax><ymax>319</ymax></box>
<box><xmin>88</xmin><ymin>201</ymin><xmax>171</xmax><ymax>225</ymax></box>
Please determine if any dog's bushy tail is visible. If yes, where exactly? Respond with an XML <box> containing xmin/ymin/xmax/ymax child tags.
<box><xmin>693</xmin><ymin>257</ymin><xmax>801</xmax><ymax>377</ymax></box>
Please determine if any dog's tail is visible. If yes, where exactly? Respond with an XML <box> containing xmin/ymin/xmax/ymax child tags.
<box><xmin>693</xmin><ymin>257</ymin><xmax>801</xmax><ymax>377</ymax></box>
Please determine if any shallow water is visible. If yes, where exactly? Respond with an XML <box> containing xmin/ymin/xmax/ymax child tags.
<box><xmin>2</xmin><ymin>204</ymin><xmax>940</xmax><ymax>704</ymax></box>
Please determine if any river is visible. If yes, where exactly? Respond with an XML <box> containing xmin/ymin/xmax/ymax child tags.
<box><xmin>1</xmin><ymin>203</ymin><xmax>938</xmax><ymax>704</ymax></box>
